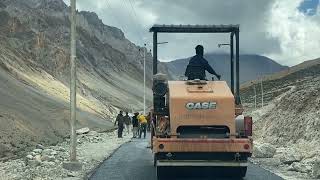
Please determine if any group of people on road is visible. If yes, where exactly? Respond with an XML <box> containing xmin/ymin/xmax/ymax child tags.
<box><xmin>114</xmin><ymin>111</ymin><xmax>151</xmax><ymax>139</ymax></box>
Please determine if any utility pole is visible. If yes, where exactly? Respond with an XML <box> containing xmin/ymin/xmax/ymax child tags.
<box><xmin>63</xmin><ymin>0</ymin><xmax>82</xmax><ymax>171</ymax></box>
<box><xmin>252</xmin><ymin>82</ymin><xmax>257</xmax><ymax>109</ymax></box>
<box><xmin>261</xmin><ymin>77</ymin><xmax>264</xmax><ymax>108</ymax></box>
<box><xmin>143</xmin><ymin>43</ymin><xmax>146</xmax><ymax>115</ymax></box>
<box><xmin>70</xmin><ymin>0</ymin><xmax>77</xmax><ymax>162</ymax></box>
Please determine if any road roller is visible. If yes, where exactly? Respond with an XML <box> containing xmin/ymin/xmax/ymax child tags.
<box><xmin>149</xmin><ymin>24</ymin><xmax>253</xmax><ymax>179</ymax></box>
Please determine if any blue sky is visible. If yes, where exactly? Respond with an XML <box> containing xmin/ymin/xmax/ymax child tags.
<box><xmin>298</xmin><ymin>0</ymin><xmax>319</xmax><ymax>15</ymax></box>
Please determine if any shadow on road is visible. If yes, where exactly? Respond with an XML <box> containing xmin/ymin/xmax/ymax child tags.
<box><xmin>163</xmin><ymin>177</ymin><xmax>243</xmax><ymax>180</ymax></box>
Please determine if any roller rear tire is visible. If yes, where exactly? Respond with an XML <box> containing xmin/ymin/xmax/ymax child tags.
<box><xmin>156</xmin><ymin>166</ymin><xmax>166</xmax><ymax>180</ymax></box>
<box><xmin>238</xmin><ymin>166</ymin><xmax>247</xmax><ymax>178</ymax></box>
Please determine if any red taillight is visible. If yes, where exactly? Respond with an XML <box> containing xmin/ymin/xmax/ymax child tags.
<box><xmin>244</xmin><ymin>144</ymin><xmax>250</xmax><ymax>150</ymax></box>
<box><xmin>244</xmin><ymin>116</ymin><xmax>252</xmax><ymax>136</ymax></box>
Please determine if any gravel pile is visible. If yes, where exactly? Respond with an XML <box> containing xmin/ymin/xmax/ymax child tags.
<box><xmin>252</xmin><ymin>142</ymin><xmax>320</xmax><ymax>179</ymax></box>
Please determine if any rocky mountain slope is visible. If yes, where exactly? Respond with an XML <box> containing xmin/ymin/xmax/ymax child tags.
<box><xmin>241</xmin><ymin>58</ymin><xmax>320</xmax><ymax>179</ymax></box>
<box><xmin>166</xmin><ymin>53</ymin><xmax>287</xmax><ymax>83</ymax></box>
<box><xmin>0</xmin><ymin>0</ymin><xmax>156</xmax><ymax>159</ymax></box>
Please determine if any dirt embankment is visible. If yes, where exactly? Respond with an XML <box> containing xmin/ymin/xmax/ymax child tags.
<box><xmin>242</xmin><ymin>60</ymin><xmax>320</xmax><ymax>179</ymax></box>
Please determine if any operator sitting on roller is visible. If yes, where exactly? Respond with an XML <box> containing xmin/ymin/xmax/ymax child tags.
<box><xmin>185</xmin><ymin>45</ymin><xmax>221</xmax><ymax>81</ymax></box>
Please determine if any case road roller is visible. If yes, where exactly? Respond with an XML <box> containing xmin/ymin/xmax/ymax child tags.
<box><xmin>149</xmin><ymin>25</ymin><xmax>253</xmax><ymax>179</ymax></box>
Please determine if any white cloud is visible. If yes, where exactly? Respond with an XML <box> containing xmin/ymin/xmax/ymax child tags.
<box><xmin>266</xmin><ymin>0</ymin><xmax>320</xmax><ymax>65</ymax></box>
<box><xmin>62</xmin><ymin>0</ymin><xmax>319</xmax><ymax>66</ymax></box>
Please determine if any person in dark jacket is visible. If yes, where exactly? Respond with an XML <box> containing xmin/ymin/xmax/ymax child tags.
<box><xmin>185</xmin><ymin>45</ymin><xmax>221</xmax><ymax>80</ymax></box>
<box><xmin>132</xmin><ymin>112</ymin><xmax>139</xmax><ymax>138</ymax></box>
<box><xmin>114</xmin><ymin>111</ymin><xmax>124</xmax><ymax>138</ymax></box>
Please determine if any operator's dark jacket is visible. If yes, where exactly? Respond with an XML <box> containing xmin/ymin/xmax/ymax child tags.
<box><xmin>185</xmin><ymin>55</ymin><xmax>219</xmax><ymax>80</ymax></box>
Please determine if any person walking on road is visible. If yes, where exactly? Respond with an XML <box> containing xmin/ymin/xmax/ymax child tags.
<box><xmin>138</xmin><ymin>114</ymin><xmax>147</xmax><ymax>139</ymax></box>
<box><xmin>132</xmin><ymin>112</ymin><xmax>139</xmax><ymax>138</ymax></box>
<box><xmin>123</xmin><ymin>112</ymin><xmax>131</xmax><ymax>135</ymax></box>
<box><xmin>114</xmin><ymin>111</ymin><xmax>125</xmax><ymax>138</ymax></box>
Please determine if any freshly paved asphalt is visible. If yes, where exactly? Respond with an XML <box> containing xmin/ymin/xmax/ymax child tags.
<box><xmin>90</xmin><ymin>134</ymin><xmax>283</xmax><ymax>180</ymax></box>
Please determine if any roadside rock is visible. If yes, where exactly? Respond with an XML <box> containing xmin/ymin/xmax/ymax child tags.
<box><xmin>56</xmin><ymin>147</ymin><xmax>66</xmax><ymax>152</ymax></box>
<box><xmin>63</xmin><ymin>178</ymin><xmax>82</xmax><ymax>180</ymax></box>
<box><xmin>312</xmin><ymin>160</ymin><xmax>320</xmax><ymax>178</ymax></box>
<box><xmin>42</xmin><ymin>148</ymin><xmax>57</xmax><ymax>156</ymax></box>
<box><xmin>35</xmin><ymin>155</ymin><xmax>42</xmax><ymax>163</ymax></box>
<box><xmin>51</xmin><ymin>150</ymin><xmax>58</xmax><ymax>156</ymax></box>
<box><xmin>280</xmin><ymin>151</ymin><xmax>303</xmax><ymax>165</ymax></box>
<box><xmin>253</xmin><ymin>143</ymin><xmax>276</xmax><ymax>158</ymax></box>
<box><xmin>42</xmin><ymin>161</ymin><xmax>55</xmax><ymax>167</ymax></box>
<box><xmin>26</xmin><ymin>154</ymin><xmax>33</xmax><ymax>160</ymax></box>
<box><xmin>288</xmin><ymin>162</ymin><xmax>312</xmax><ymax>173</ymax></box>
<box><xmin>36</xmin><ymin>144</ymin><xmax>45</xmax><ymax>150</ymax></box>
<box><xmin>88</xmin><ymin>131</ymin><xmax>98</xmax><ymax>136</ymax></box>
<box><xmin>33</xmin><ymin>149</ymin><xmax>43</xmax><ymax>154</ymax></box>
<box><xmin>67</xmin><ymin>171</ymin><xmax>80</xmax><ymax>177</ymax></box>
<box><xmin>76</xmin><ymin>127</ymin><xmax>90</xmax><ymax>135</ymax></box>
<box><xmin>41</xmin><ymin>155</ymin><xmax>55</xmax><ymax>162</ymax></box>
<box><xmin>252</xmin><ymin>157</ymin><xmax>282</xmax><ymax>167</ymax></box>
<box><xmin>27</xmin><ymin>160</ymin><xmax>40</xmax><ymax>167</ymax></box>
<box><xmin>0</xmin><ymin>143</ymin><xmax>10</xmax><ymax>157</ymax></box>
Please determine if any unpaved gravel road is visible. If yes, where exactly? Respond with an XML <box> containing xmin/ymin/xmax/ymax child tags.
<box><xmin>89</xmin><ymin>135</ymin><xmax>283</xmax><ymax>180</ymax></box>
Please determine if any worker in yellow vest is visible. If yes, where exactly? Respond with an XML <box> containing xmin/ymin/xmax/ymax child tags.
<box><xmin>138</xmin><ymin>114</ymin><xmax>147</xmax><ymax>138</ymax></box>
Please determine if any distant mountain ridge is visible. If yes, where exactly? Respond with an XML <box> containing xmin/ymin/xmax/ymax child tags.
<box><xmin>165</xmin><ymin>53</ymin><xmax>288</xmax><ymax>84</ymax></box>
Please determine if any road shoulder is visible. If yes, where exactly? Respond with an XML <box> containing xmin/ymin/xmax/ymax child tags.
<box><xmin>0</xmin><ymin>129</ymin><xmax>132</xmax><ymax>180</ymax></box>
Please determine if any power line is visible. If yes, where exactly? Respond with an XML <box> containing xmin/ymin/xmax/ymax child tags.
<box><xmin>129</xmin><ymin>0</ymin><xmax>153</xmax><ymax>49</ymax></box>
<box><xmin>106</xmin><ymin>0</ymin><xmax>151</xmax><ymax>51</ymax></box>
<box><xmin>127</xmin><ymin>0</ymin><xmax>145</xmax><ymax>41</ymax></box>
<box><xmin>105</xmin><ymin>0</ymin><xmax>127</xmax><ymax>33</ymax></box>
<box><xmin>122</xmin><ymin>0</ymin><xmax>146</xmax><ymax>46</ymax></box>
<box><xmin>123</xmin><ymin>0</ymin><xmax>152</xmax><ymax>49</ymax></box>
<box><xmin>120</xmin><ymin>0</ymin><xmax>138</xmax><ymax>37</ymax></box>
